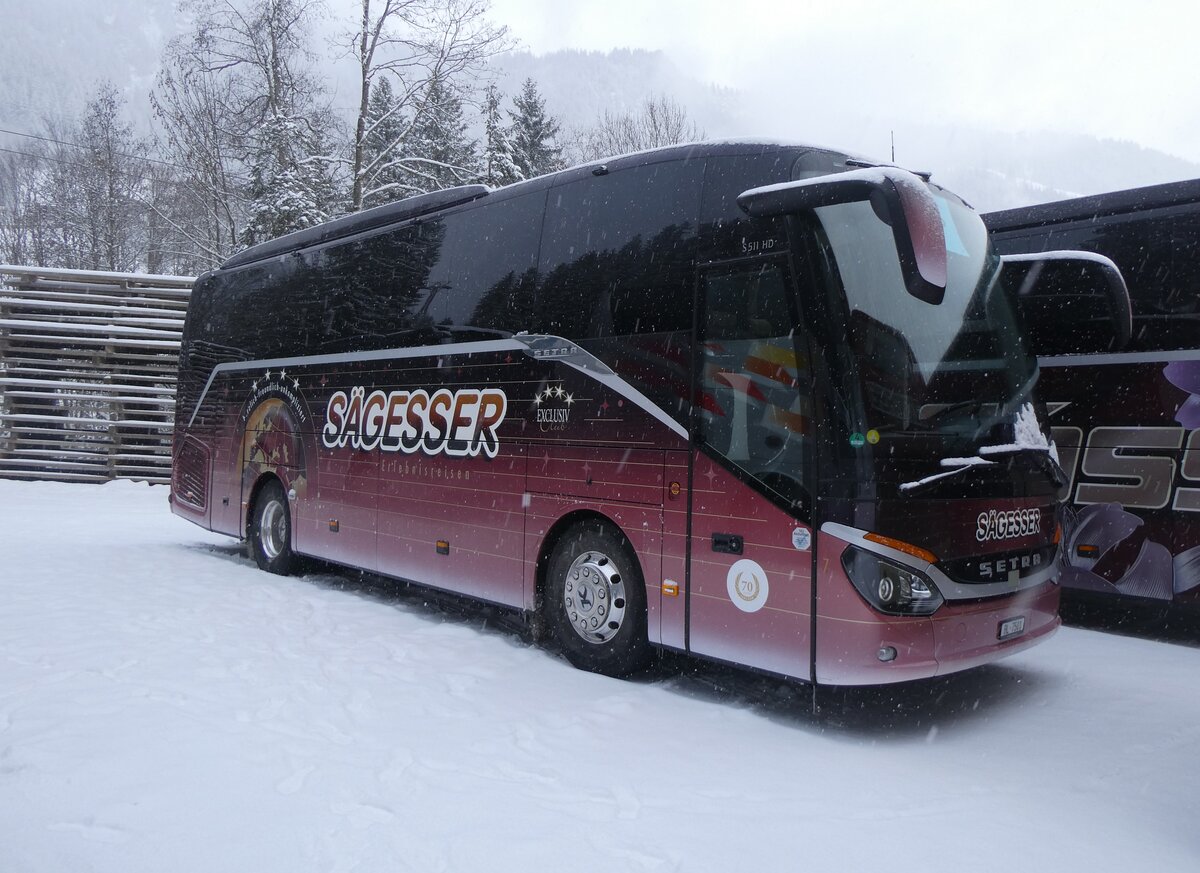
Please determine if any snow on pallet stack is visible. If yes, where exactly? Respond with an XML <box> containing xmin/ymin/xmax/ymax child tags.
<box><xmin>0</xmin><ymin>266</ymin><xmax>195</xmax><ymax>484</ymax></box>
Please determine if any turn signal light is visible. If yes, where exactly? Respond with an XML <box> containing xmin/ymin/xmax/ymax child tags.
<box><xmin>864</xmin><ymin>532</ymin><xmax>938</xmax><ymax>565</ymax></box>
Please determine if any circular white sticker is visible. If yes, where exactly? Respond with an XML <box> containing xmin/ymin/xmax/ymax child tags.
<box><xmin>791</xmin><ymin>527</ymin><xmax>811</xmax><ymax>551</ymax></box>
<box><xmin>727</xmin><ymin>558</ymin><xmax>769</xmax><ymax>613</ymax></box>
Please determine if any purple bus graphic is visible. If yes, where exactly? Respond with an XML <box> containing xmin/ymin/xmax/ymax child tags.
<box><xmin>171</xmin><ymin>143</ymin><xmax>1125</xmax><ymax>687</ymax></box>
<box><xmin>988</xmin><ymin>180</ymin><xmax>1200</xmax><ymax>606</ymax></box>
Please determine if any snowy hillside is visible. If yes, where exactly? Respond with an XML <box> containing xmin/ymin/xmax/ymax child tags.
<box><xmin>0</xmin><ymin>0</ymin><xmax>178</xmax><ymax>132</ymax></box>
<box><xmin>2</xmin><ymin>479</ymin><xmax>1198</xmax><ymax>872</ymax></box>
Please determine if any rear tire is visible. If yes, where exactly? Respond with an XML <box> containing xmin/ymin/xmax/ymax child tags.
<box><xmin>249</xmin><ymin>480</ymin><xmax>295</xmax><ymax>575</ymax></box>
<box><xmin>543</xmin><ymin>520</ymin><xmax>651</xmax><ymax>677</ymax></box>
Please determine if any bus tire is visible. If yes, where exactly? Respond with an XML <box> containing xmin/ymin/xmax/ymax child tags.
<box><xmin>248</xmin><ymin>479</ymin><xmax>295</xmax><ymax>575</ymax></box>
<box><xmin>544</xmin><ymin>520</ymin><xmax>651</xmax><ymax>677</ymax></box>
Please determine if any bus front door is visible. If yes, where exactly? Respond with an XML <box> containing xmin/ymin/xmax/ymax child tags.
<box><xmin>686</xmin><ymin>259</ymin><xmax>815</xmax><ymax>679</ymax></box>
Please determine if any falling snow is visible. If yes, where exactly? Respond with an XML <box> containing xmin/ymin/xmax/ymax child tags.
<box><xmin>1</xmin><ymin>480</ymin><xmax>1198</xmax><ymax>872</ymax></box>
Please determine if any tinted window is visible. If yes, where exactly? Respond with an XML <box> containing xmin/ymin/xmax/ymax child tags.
<box><xmin>700</xmin><ymin>151</ymin><xmax>796</xmax><ymax>260</ymax></box>
<box><xmin>698</xmin><ymin>259</ymin><xmax>812</xmax><ymax>518</ymax></box>
<box><xmin>1160</xmin><ymin>212</ymin><xmax>1200</xmax><ymax>349</ymax></box>
<box><xmin>422</xmin><ymin>192</ymin><xmax>545</xmax><ymax>337</ymax></box>
<box><xmin>994</xmin><ymin>214</ymin><xmax>1191</xmax><ymax>351</ymax></box>
<box><xmin>304</xmin><ymin>222</ymin><xmax>443</xmax><ymax>353</ymax></box>
<box><xmin>203</xmin><ymin>257</ymin><xmax>321</xmax><ymax>360</ymax></box>
<box><xmin>539</xmin><ymin>160</ymin><xmax>703</xmax><ymax>338</ymax></box>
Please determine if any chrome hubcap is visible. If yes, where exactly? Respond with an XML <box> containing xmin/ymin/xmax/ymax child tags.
<box><xmin>260</xmin><ymin>498</ymin><xmax>288</xmax><ymax>559</ymax></box>
<box><xmin>563</xmin><ymin>550</ymin><xmax>627</xmax><ymax>644</ymax></box>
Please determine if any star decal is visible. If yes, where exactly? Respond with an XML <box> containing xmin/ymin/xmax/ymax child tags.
<box><xmin>292</xmin><ymin>377</ymin><xmax>300</xmax><ymax>390</ymax></box>
<box><xmin>265</xmin><ymin>369</ymin><xmax>272</xmax><ymax>380</ymax></box>
<box><xmin>279</xmin><ymin>369</ymin><xmax>287</xmax><ymax>381</ymax></box>
<box><xmin>251</xmin><ymin>380</ymin><xmax>259</xmax><ymax>391</ymax></box>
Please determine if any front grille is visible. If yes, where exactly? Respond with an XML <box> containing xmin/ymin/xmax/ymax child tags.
<box><xmin>941</xmin><ymin>543</ymin><xmax>1059</xmax><ymax>584</ymax></box>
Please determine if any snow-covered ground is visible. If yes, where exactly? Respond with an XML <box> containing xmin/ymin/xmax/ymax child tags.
<box><xmin>2</xmin><ymin>479</ymin><xmax>1198</xmax><ymax>872</ymax></box>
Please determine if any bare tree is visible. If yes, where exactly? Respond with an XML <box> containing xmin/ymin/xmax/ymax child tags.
<box><xmin>571</xmin><ymin>94</ymin><xmax>704</xmax><ymax>164</ymax></box>
<box><xmin>163</xmin><ymin>0</ymin><xmax>340</xmax><ymax>247</ymax></box>
<box><xmin>77</xmin><ymin>84</ymin><xmax>153</xmax><ymax>271</ymax></box>
<box><xmin>20</xmin><ymin>85</ymin><xmax>153</xmax><ymax>272</ymax></box>
<box><xmin>339</xmin><ymin>0</ymin><xmax>509</xmax><ymax>210</ymax></box>
<box><xmin>151</xmin><ymin>41</ymin><xmax>248</xmax><ymax>267</ymax></box>
<box><xmin>0</xmin><ymin>146</ymin><xmax>50</xmax><ymax>266</ymax></box>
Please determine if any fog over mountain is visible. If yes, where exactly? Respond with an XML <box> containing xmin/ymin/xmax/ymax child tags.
<box><xmin>491</xmin><ymin>49</ymin><xmax>1200</xmax><ymax>212</ymax></box>
<box><xmin>0</xmin><ymin>0</ymin><xmax>180</xmax><ymax>132</ymax></box>
<box><xmin>3</xmin><ymin>0</ymin><xmax>1197</xmax><ymax>213</ymax></box>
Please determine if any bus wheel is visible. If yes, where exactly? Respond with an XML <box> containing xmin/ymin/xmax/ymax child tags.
<box><xmin>249</xmin><ymin>480</ymin><xmax>294</xmax><ymax>575</ymax></box>
<box><xmin>544</xmin><ymin>521</ymin><xmax>650</xmax><ymax>677</ymax></box>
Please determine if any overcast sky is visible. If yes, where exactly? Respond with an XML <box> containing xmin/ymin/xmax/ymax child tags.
<box><xmin>3</xmin><ymin>0</ymin><xmax>1194</xmax><ymax>203</ymax></box>
<box><xmin>486</xmin><ymin>0</ymin><xmax>1200</xmax><ymax>164</ymax></box>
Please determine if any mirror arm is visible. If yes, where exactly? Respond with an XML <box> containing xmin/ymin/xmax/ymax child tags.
<box><xmin>737</xmin><ymin>167</ymin><xmax>948</xmax><ymax>305</ymax></box>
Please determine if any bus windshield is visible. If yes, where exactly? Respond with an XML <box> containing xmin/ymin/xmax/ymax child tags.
<box><xmin>815</xmin><ymin>188</ymin><xmax>1041</xmax><ymax>464</ymax></box>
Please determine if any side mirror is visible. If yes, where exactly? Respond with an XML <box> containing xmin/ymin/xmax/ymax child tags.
<box><xmin>737</xmin><ymin>166</ymin><xmax>947</xmax><ymax>304</ymax></box>
<box><xmin>999</xmin><ymin>252</ymin><xmax>1132</xmax><ymax>355</ymax></box>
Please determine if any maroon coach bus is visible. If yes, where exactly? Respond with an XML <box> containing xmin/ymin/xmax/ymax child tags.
<box><xmin>987</xmin><ymin>180</ymin><xmax>1200</xmax><ymax>608</ymax></box>
<box><xmin>170</xmin><ymin>142</ymin><xmax>1123</xmax><ymax>685</ymax></box>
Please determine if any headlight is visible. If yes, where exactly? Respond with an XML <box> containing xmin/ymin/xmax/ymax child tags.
<box><xmin>842</xmin><ymin>546</ymin><xmax>944</xmax><ymax>616</ymax></box>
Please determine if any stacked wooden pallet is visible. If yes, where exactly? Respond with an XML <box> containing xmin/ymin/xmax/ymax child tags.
<box><xmin>0</xmin><ymin>265</ymin><xmax>195</xmax><ymax>484</ymax></box>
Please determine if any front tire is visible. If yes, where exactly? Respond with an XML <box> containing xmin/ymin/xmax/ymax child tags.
<box><xmin>543</xmin><ymin>520</ymin><xmax>651</xmax><ymax>677</ymax></box>
<box><xmin>249</xmin><ymin>479</ymin><xmax>295</xmax><ymax>575</ymax></box>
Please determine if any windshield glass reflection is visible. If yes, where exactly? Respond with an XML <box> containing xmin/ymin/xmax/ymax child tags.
<box><xmin>816</xmin><ymin>189</ymin><xmax>1038</xmax><ymax>451</ymax></box>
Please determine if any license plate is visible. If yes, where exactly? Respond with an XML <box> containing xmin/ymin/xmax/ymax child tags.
<box><xmin>998</xmin><ymin>616</ymin><xmax>1026</xmax><ymax>641</ymax></box>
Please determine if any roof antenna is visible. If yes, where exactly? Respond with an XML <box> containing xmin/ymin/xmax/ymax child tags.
<box><xmin>891</xmin><ymin>130</ymin><xmax>895</xmax><ymax>163</ymax></box>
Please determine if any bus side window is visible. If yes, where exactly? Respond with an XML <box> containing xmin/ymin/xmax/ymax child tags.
<box><xmin>698</xmin><ymin>261</ymin><xmax>812</xmax><ymax>517</ymax></box>
<box><xmin>538</xmin><ymin>160</ymin><xmax>702</xmax><ymax>340</ymax></box>
<box><xmin>424</xmin><ymin>192</ymin><xmax>545</xmax><ymax>337</ymax></box>
<box><xmin>1042</xmin><ymin>215</ymin><xmax>1179</xmax><ymax>351</ymax></box>
<box><xmin>306</xmin><ymin>225</ymin><xmax>436</xmax><ymax>352</ymax></box>
<box><xmin>1152</xmin><ymin>213</ymin><xmax>1200</xmax><ymax>350</ymax></box>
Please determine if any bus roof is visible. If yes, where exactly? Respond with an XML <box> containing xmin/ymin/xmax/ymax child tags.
<box><xmin>984</xmin><ymin>177</ymin><xmax>1200</xmax><ymax>232</ymax></box>
<box><xmin>221</xmin><ymin>185</ymin><xmax>492</xmax><ymax>270</ymax></box>
<box><xmin>217</xmin><ymin>140</ymin><xmax>842</xmax><ymax>272</ymax></box>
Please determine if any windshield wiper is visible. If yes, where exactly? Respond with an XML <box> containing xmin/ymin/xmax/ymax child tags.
<box><xmin>900</xmin><ymin>444</ymin><xmax>1066</xmax><ymax>496</ymax></box>
<box><xmin>899</xmin><ymin>456</ymin><xmax>997</xmax><ymax>495</ymax></box>
<box><xmin>978</xmin><ymin>445</ymin><xmax>1067</xmax><ymax>489</ymax></box>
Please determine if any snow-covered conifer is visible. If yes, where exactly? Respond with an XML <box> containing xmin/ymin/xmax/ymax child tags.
<box><xmin>394</xmin><ymin>75</ymin><xmax>478</xmax><ymax>196</ymax></box>
<box><xmin>482</xmin><ymin>84</ymin><xmax>522</xmax><ymax>187</ymax></box>
<box><xmin>507</xmin><ymin>78</ymin><xmax>564</xmax><ymax>180</ymax></box>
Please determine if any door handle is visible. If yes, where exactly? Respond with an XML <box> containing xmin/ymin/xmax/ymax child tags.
<box><xmin>712</xmin><ymin>533</ymin><xmax>743</xmax><ymax>555</ymax></box>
